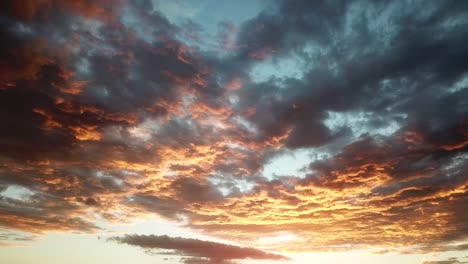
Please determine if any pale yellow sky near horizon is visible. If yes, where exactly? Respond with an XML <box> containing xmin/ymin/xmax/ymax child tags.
<box><xmin>1</xmin><ymin>217</ymin><xmax>466</xmax><ymax>264</ymax></box>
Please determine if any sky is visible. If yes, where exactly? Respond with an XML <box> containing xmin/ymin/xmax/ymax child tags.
<box><xmin>0</xmin><ymin>0</ymin><xmax>468</xmax><ymax>263</ymax></box>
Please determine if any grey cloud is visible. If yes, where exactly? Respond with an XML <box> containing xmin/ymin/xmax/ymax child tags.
<box><xmin>109</xmin><ymin>234</ymin><xmax>288</xmax><ymax>263</ymax></box>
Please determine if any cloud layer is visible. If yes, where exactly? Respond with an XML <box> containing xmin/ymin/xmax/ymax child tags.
<box><xmin>0</xmin><ymin>0</ymin><xmax>467</xmax><ymax>260</ymax></box>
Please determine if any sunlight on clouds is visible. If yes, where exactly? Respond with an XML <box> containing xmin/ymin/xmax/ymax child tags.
<box><xmin>255</xmin><ymin>231</ymin><xmax>298</xmax><ymax>245</ymax></box>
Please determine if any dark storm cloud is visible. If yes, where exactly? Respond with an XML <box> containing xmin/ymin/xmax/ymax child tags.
<box><xmin>232</xmin><ymin>0</ymin><xmax>468</xmax><ymax>149</ymax></box>
<box><xmin>235</xmin><ymin>0</ymin><xmax>350</xmax><ymax>61</ymax></box>
<box><xmin>0</xmin><ymin>0</ymin><xmax>217</xmax><ymax>155</ymax></box>
<box><xmin>109</xmin><ymin>234</ymin><xmax>288</xmax><ymax>264</ymax></box>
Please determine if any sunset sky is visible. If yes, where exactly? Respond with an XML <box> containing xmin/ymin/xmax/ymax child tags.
<box><xmin>1</xmin><ymin>0</ymin><xmax>468</xmax><ymax>263</ymax></box>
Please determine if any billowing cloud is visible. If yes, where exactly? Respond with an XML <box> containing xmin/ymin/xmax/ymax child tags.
<box><xmin>108</xmin><ymin>234</ymin><xmax>288</xmax><ymax>264</ymax></box>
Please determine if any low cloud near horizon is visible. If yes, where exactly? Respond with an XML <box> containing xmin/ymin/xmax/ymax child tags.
<box><xmin>108</xmin><ymin>234</ymin><xmax>289</xmax><ymax>264</ymax></box>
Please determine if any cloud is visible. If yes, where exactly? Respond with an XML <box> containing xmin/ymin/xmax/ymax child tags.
<box><xmin>0</xmin><ymin>0</ymin><xmax>467</xmax><ymax>260</ymax></box>
<box><xmin>184</xmin><ymin>132</ymin><xmax>468</xmax><ymax>251</ymax></box>
<box><xmin>423</xmin><ymin>257</ymin><xmax>468</xmax><ymax>264</ymax></box>
<box><xmin>230</xmin><ymin>0</ymin><xmax>468</xmax><ymax>149</ymax></box>
<box><xmin>108</xmin><ymin>234</ymin><xmax>288</xmax><ymax>264</ymax></box>
<box><xmin>0</xmin><ymin>0</ymin><xmax>123</xmax><ymax>22</ymax></box>
<box><xmin>0</xmin><ymin>229</ymin><xmax>37</xmax><ymax>246</ymax></box>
